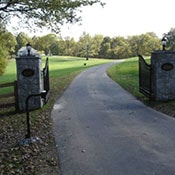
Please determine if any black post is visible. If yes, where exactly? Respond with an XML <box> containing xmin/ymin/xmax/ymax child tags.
<box><xmin>25</xmin><ymin>95</ymin><xmax>31</xmax><ymax>138</ymax></box>
<box><xmin>25</xmin><ymin>91</ymin><xmax>47</xmax><ymax>139</ymax></box>
<box><xmin>86</xmin><ymin>45</ymin><xmax>89</xmax><ymax>60</ymax></box>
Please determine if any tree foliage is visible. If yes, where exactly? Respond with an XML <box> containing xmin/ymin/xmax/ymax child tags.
<box><xmin>128</xmin><ymin>33</ymin><xmax>161</xmax><ymax>56</ymax></box>
<box><xmin>15</xmin><ymin>32</ymin><xmax>32</xmax><ymax>52</ymax></box>
<box><xmin>0</xmin><ymin>23</ymin><xmax>16</xmax><ymax>75</ymax></box>
<box><xmin>0</xmin><ymin>0</ymin><xmax>104</xmax><ymax>32</ymax></box>
<box><xmin>0</xmin><ymin>40</ymin><xmax>8</xmax><ymax>75</ymax></box>
<box><xmin>0</xmin><ymin>28</ymin><xmax>163</xmax><ymax>76</ymax></box>
<box><xmin>110</xmin><ymin>36</ymin><xmax>131</xmax><ymax>59</ymax></box>
<box><xmin>99</xmin><ymin>36</ymin><xmax>111</xmax><ymax>58</ymax></box>
<box><xmin>13</xmin><ymin>31</ymin><xmax>161</xmax><ymax>59</ymax></box>
<box><xmin>164</xmin><ymin>28</ymin><xmax>175</xmax><ymax>50</ymax></box>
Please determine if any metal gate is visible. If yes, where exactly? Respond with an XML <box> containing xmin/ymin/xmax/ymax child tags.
<box><xmin>43</xmin><ymin>57</ymin><xmax>50</xmax><ymax>103</ymax></box>
<box><xmin>138</xmin><ymin>55</ymin><xmax>152</xmax><ymax>98</ymax></box>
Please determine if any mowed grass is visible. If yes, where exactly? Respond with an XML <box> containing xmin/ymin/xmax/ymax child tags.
<box><xmin>0</xmin><ymin>59</ymin><xmax>17</xmax><ymax>83</ymax></box>
<box><xmin>0</xmin><ymin>56</ymin><xmax>113</xmax><ymax>115</ymax></box>
<box><xmin>1</xmin><ymin>55</ymin><xmax>175</xmax><ymax>173</ymax></box>
<box><xmin>45</xmin><ymin>56</ymin><xmax>112</xmax><ymax>78</ymax></box>
<box><xmin>0</xmin><ymin>56</ymin><xmax>112</xmax><ymax>94</ymax></box>
<box><xmin>1</xmin><ymin>56</ymin><xmax>112</xmax><ymax>83</ymax></box>
<box><xmin>107</xmin><ymin>57</ymin><xmax>144</xmax><ymax>99</ymax></box>
<box><xmin>2</xmin><ymin>55</ymin><xmax>175</xmax><ymax>117</ymax></box>
<box><xmin>1</xmin><ymin>56</ymin><xmax>114</xmax><ymax>173</ymax></box>
<box><xmin>107</xmin><ymin>57</ymin><xmax>175</xmax><ymax>116</ymax></box>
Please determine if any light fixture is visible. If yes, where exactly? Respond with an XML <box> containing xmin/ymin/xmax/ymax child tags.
<box><xmin>26</xmin><ymin>43</ymin><xmax>32</xmax><ymax>56</ymax></box>
<box><xmin>161</xmin><ymin>37</ymin><xmax>167</xmax><ymax>51</ymax></box>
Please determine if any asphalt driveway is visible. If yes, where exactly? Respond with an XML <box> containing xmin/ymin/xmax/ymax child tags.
<box><xmin>52</xmin><ymin>62</ymin><xmax>175</xmax><ymax>175</ymax></box>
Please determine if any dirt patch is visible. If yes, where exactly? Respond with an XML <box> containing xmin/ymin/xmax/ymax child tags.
<box><xmin>0</xmin><ymin>74</ymin><xmax>79</xmax><ymax>175</ymax></box>
<box><xmin>0</xmin><ymin>109</ymin><xmax>60</xmax><ymax>175</ymax></box>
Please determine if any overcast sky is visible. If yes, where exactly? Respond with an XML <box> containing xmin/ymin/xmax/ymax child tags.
<box><xmin>7</xmin><ymin>0</ymin><xmax>175</xmax><ymax>39</ymax></box>
<box><xmin>60</xmin><ymin>0</ymin><xmax>175</xmax><ymax>39</ymax></box>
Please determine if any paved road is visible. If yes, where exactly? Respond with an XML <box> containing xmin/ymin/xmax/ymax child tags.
<box><xmin>52</xmin><ymin>62</ymin><xmax>175</xmax><ymax>175</ymax></box>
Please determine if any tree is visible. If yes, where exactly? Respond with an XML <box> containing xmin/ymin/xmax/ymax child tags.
<box><xmin>90</xmin><ymin>34</ymin><xmax>103</xmax><ymax>57</ymax></box>
<box><xmin>128</xmin><ymin>32</ymin><xmax>160</xmax><ymax>56</ymax></box>
<box><xmin>0</xmin><ymin>36</ymin><xmax>8</xmax><ymax>75</ymax></box>
<box><xmin>0</xmin><ymin>0</ymin><xmax>104</xmax><ymax>32</ymax></box>
<box><xmin>164</xmin><ymin>28</ymin><xmax>175</xmax><ymax>50</ymax></box>
<box><xmin>128</xmin><ymin>35</ymin><xmax>145</xmax><ymax>56</ymax></box>
<box><xmin>0</xmin><ymin>23</ymin><xmax>15</xmax><ymax>75</ymax></box>
<box><xmin>57</xmin><ymin>39</ymin><xmax>67</xmax><ymax>56</ymax></box>
<box><xmin>110</xmin><ymin>36</ymin><xmax>131</xmax><ymax>59</ymax></box>
<box><xmin>3</xmin><ymin>31</ymin><xmax>17</xmax><ymax>58</ymax></box>
<box><xmin>76</xmin><ymin>32</ymin><xmax>92</xmax><ymax>57</ymax></box>
<box><xmin>15</xmin><ymin>32</ymin><xmax>32</xmax><ymax>54</ymax></box>
<box><xmin>32</xmin><ymin>34</ymin><xmax>75</xmax><ymax>56</ymax></box>
<box><xmin>65</xmin><ymin>37</ymin><xmax>76</xmax><ymax>56</ymax></box>
<box><xmin>99</xmin><ymin>36</ymin><xmax>111</xmax><ymax>58</ymax></box>
<box><xmin>0</xmin><ymin>48</ymin><xmax>8</xmax><ymax>75</ymax></box>
<box><xmin>38</xmin><ymin>34</ymin><xmax>59</xmax><ymax>55</ymax></box>
<box><xmin>32</xmin><ymin>36</ymin><xmax>44</xmax><ymax>53</ymax></box>
<box><xmin>140</xmin><ymin>32</ymin><xmax>161</xmax><ymax>55</ymax></box>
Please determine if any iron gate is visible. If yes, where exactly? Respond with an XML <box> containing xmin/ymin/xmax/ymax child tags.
<box><xmin>43</xmin><ymin>57</ymin><xmax>50</xmax><ymax>103</ymax></box>
<box><xmin>138</xmin><ymin>55</ymin><xmax>152</xmax><ymax>98</ymax></box>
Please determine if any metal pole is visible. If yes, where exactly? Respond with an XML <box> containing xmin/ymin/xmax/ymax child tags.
<box><xmin>25</xmin><ymin>91</ymin><xmax>46</xmax><ymax>139</ymax></box>
<box><xmin>25</xmin><ymin>95</ymin><xmax>31</xmax><ymax>138</ymax></box>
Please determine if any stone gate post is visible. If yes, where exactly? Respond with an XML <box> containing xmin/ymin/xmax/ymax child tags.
<box><xmin>16</xmin><ymin>44</ymin><xmax>44</xmax><ymax>111</ymax></box>
<box><xmin>151</xmin><ymin>51</ymin><xmax>175</xmax><ymax>101</ymax></box>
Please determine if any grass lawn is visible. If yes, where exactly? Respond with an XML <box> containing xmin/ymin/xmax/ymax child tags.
<box><xmin>107</xmin><ymin>57</ymin><xmax>145</xmax><ymax>99</ymax></box>
<box><xmin>107</xmin><ymin>57</ymin><xmax>175</xmax><ymax>117</ymax></box>
<box><xmin>0</xmin><ymin>56</ymin><xmax>113</xmax><ymax>174</ymax></box>
<box><xmin>1</xmin><ymin>56</ymin><xmax>112</xmax><ymax>83</ymax></box>
<box><xmin>2</xmin><ymin>55</ymin><xmax>175</xmax><ymax>174</ymax></box>
<box><xmin>0</xmin><ymin>56</ymin><xmax>112</xmax><ymax>94</ymax></box>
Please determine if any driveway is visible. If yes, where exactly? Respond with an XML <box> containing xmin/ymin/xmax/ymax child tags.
<box><xmin>52</xmin><ymin>62</ymin><xmax>175</xmax><ymax>175</ymax></box>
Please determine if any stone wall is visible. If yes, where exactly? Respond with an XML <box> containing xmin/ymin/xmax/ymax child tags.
<box><xmin>16</xmin><ymin>56</ymin><xmax>43</xmax><ymax>111</ymax></box>
<box><xmin>151</xmin><ymin>51</ymin><xmax>175</xmax><ymax>101</ymax></box>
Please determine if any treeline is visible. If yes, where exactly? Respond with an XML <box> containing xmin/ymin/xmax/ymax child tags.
<box><xmin>15</xmin><ymin>32</ymin><xmax>161</xmax><ymax>59</ymax></box>
<box><xmin>3</xmin><ymin>25</ymin><xmax>175</xmax><ymax>75</ymax></box>
<box><xmin>2</xmin><ymin>30</ymin><xmax>162</xmax><ymax>60</ymax></box>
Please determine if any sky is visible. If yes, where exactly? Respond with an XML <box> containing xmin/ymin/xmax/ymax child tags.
<box><xmin>7</xmin><ymin>0</ymin><xmax>175</xmax><ymax>40</ymax></box>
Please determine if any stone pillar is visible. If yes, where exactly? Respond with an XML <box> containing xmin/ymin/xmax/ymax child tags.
<box><xmin>151</xmin><ymin>51</ymin><xmax>175</xmax><ymax>101</ymax></box>
<box><xmin>16</xmin><ymin>46</ymin><xmax>43</xmax><ymax>111</ymax></box>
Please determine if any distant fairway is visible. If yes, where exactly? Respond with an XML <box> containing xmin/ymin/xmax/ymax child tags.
<box><xmin>1</xmin><ymin>56</ymin><xmax>113</xmax><ymax>83</ymax></box>
<box><xmin>0</xmin><ymin>56</ymin><xmax>113</xmax><ymax>94</ymax></box>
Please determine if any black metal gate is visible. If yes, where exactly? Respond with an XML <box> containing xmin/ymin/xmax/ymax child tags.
<box><xmin>43</xmin><ymin>57</ymin><xmax>50</xmax><ymax>103</ymax></box>
<box><xmin>138</xmin><ymin>55</ymin><xmax>152</xmax><ymax>98</ymax></box>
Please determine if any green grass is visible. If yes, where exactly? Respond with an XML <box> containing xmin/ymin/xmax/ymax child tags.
<box><xmin>0</xmin><ymin>59</ymin><xmax>17</xmax><ymax>83</ymax></box>
<box><xmin>107</xmin><ymin>57</ymin><xmax>142</xmax><ymax>98</ymax></box>
<box><xmin>0</xmin><ymin>56</ymin><xmax>114</xmax><ymax>174</ymax></box>
<box><xmin>1</xmin><ymin>56</ymin><xmax>112</xmax><ymax>83</ymax></box>
<box><xmin>44</xmin><ymin>56</ymin><xmax>112</xmax><ymax>78</ymax></box>
<box><xmin>1</xmin><ymin>55</ymin><xmax>175</xmax><ymax>174</ymax></box>
<box><xmin>0</xmin><ymin>56</ymin><xmax>112</xmax><ymax>94</ymax></box>
<box><xmin>0</xmin><ymin>56</ymin><xmax>113</xmax><ymax>113</ymax></box>
<box><xmin>107</xmin><ymin>57</ymin><xmax>175</xmax><ymax>116</ymax></box>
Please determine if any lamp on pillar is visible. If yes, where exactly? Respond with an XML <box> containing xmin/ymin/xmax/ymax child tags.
<box><xmin>161</xmin><ymin>37</ymin><xmax>167</xmax><ymax>51</ymax></box>
<box><xmin>26</xmin><ymin>43</ymin><xmax>32</xmax><ymax>56</ymax></box>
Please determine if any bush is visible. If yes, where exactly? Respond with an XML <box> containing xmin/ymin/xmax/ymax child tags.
<box><xmin>0</xmin><ymin>47</ymin><xmax>8</xmax><ymax>75</ymax></box>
